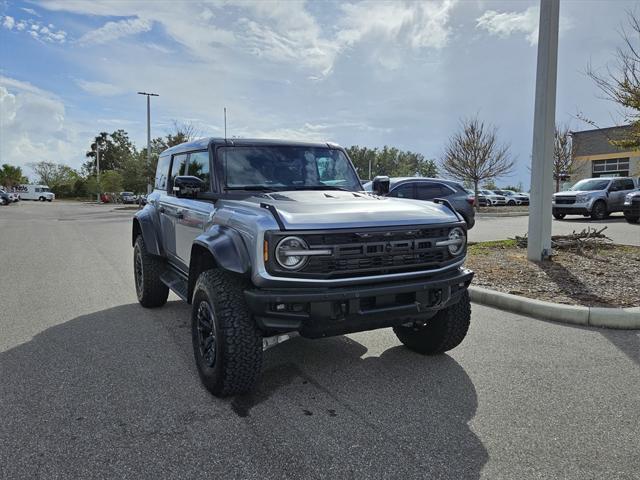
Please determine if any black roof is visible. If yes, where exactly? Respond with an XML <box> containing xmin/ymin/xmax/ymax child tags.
<box><xmin>571</xmin><ymin>125</ymin><xmax>634</xmax><ymax>157</ymax></box>
<box><xmin>162</xmin><ymin>137</ymin><xmax>341</xmax><ymax>156</ymax></box>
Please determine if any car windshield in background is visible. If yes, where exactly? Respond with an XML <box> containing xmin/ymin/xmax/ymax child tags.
<box><xmin>220</xmin><ymin>146</ymin><xmax>361</xmax><ymax>191</ymax></box>
<box><xmin>570</xmin><ymin>179</ymin><xmax>610</xmax><ymax>191</ymax></box>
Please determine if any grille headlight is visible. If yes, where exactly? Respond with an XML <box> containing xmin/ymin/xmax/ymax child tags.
<box><xmin>275</xmin><ymin>236</ymin><xmax>309</xmax><ymax>270</ymax></box>
<box><xmin>437</xmin><ymin>227</ymin><xmax>466</xmax><ymax>256</ymax></box>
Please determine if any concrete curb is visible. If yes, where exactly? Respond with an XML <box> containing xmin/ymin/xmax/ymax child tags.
<box><xmin>469</xmin><ymin>285</ymin><xmax>640</xmax><ymax>330</ymax></box>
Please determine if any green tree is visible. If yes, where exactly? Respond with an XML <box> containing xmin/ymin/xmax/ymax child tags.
<box><xmin>84</xmin><ymin>130</ymin><xmax>137</xmax><ymax>175</ymax></box>
<box><xmin>100</xmin><ymin>170</ymin><xmax>124</xmax><ymax>193</ymax></box>
<box><xmin>0</xmin><ymin>164</ymin><xmax>24</xmax><ymax>188</ymax></box>
<box><xmin>346</xmin><ymin>145</ymin><xmax>438</xmax><ymax>180</ymax></box>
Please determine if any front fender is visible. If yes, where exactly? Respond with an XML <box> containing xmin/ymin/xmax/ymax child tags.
<box><xmin>193</xmin><ymin>225</ymin><xmax>251</xmax><ymax>274</ymax></box>
<box><xmin>132</xmin><ymin>207</ymin><xmax>162</xmax><ymax>256</ymax></box>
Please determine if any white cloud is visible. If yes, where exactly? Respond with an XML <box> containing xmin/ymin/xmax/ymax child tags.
<box><xmin>78</xmin><ymin>17</ymin><xmax>152</xmax><ymax>45</ymax></box>
<box><xmin>2</xmin><ymin>15</ymin><xmax>15</xmax><ymax>30</ymax></box>
<box><xmin>1</xmin><ymin>16</ymin><xmax>67</xmax><ymax>43</ymax></box>
<box><xmin>476</xmin><ymin>6</ymin><xmax>572</xmax><ymax>46</ymax></box>
<box><xmin>74</xmin><ymin>79</ymin><xmax>125</xmax><ymax>96</ymax></box>
<box><xmin>0</xmin><ymin>77</ymin><xmax>85</xmax><ymax>173</ymax></box>
<box><xmin>21</xmin><ymin>8</ymin><xmax>40</xmax><ymax>17</ymax></box>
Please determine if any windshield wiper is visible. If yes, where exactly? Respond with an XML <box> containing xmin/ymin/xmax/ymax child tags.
<box><xmin>284</xmin><ymin>185</ymin><xmax>352</xmax><ymax>192</ymax></box>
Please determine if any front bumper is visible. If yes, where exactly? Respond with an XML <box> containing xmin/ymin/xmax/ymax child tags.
<box><xmin>624</xmin><ymin>201</ymin><xmax>640</xmax><ymax>217</ymax></box>
<box><xmin>552</xmin><ymin>200</ymin><xmax>592</xmax><ymax>215</ymax></box>
<box><xmin>245</xmin><ymin>267</ymin><xmax>473</xmax><ymax>338</ymax></box>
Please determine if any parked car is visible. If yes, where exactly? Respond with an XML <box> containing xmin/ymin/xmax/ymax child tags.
<box><xmin>7</xmin><ymin>191</ymin><xmax>19</xmax><ymax>203</ymax></box>
<box><xmin>623</xmin><ymin>190</ymin><xmax>640</xmax><ymax>224</ymax></box>
<box><xmin>363</xmin><ymin>177</ymin><xmax>475</xmax><ymax>228</ymax></box>
<box><xmin>479</xmin><ymin>190</ymin><xmax>506</xmax><ymax>206</ymax></box>
<box><xmin>0</xmin><ymin>189</ymin><xmax>11</xmax><ymax>205</ymax></box>
<box><xmin>552</xmin><ymin>177</ymin><xmax>638</xmax><ymax>220</ymax></box>
<box><xmin>120</xmin><ymin>192</ymin><xmax>137</xmax><ymax>204</ymax></box>
<box><xmin>132</xmin><ymin>138</ymin><xmax>474</xmax><ymax>397</ymax></box>
<box><xmin>494</xmin><ymin>190</ymin><xmax>529</xmax><ymax>206</ymax></box>
<box><xmin>465</xmin><ymin>188</ymin><xmax>488</xmax><ymax>207</ymax></box>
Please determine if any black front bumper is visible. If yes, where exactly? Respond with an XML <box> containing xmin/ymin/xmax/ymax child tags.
<box><xmin>244</xmin><ymin>268</ymin><xmax>473</xmax><ymax>338</ymax></box>
<box><xmin>624</xmin><ymin>202</ymin><xmax>640</xmax><ymax>217</ymax></box>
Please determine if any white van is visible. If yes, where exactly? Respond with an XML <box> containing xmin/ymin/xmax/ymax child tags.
<box><xmin>16</xmin><ymin>184</ymin><xmax>55</xmax><ymax>202</ymax></box>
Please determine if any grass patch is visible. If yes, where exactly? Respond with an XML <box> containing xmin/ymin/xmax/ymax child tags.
<box><xmin>468</xmin><ymin>239</ymin><xmax>518</xmax><ymax>255</ymax></box>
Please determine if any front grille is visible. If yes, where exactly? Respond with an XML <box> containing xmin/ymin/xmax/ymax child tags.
<box><xmin>555</xmin><ymin>196</ymin><xmax>576</xmax><ymax>205</ymax></box>
<box><xmin>267</xmin><ymin>225</ymin><xmax>460</xmax><ymax>279</ymax></box>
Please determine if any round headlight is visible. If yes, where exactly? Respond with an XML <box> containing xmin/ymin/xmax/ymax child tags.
<box><xmin>448</xmin><ymin>227</ymin><xmax>466</xmax><ymax>256</ymax></box>
<box><xmin>275</xmin><ymin>236</ymin><xmax>309</xmax><ymax>270</ymax></box>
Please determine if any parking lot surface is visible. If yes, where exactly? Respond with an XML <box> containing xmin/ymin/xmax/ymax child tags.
<box><xmin>470</xmin><ymin>212</ymin><xmax>639</xmax><ymax>245</ymax></box>
<box><xmin>1</xmin><ymin>202</ymin><xmax>639</xmax><ymax>479</ymax></box>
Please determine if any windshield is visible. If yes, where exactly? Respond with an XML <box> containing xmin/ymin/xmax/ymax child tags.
<box><xmin>569</xmin><ymin>179</ymin><xmax>610</xmax><ymax>191</ymax></box>
<box><xmin>40</xmin><ymin>187</ymin><xmax>51</xmax><ymax>192</ymax></box>
<box><xmin>219</xmin><ymin>146</ymin><xmax>362</xmax><ymax>191</ymax></box>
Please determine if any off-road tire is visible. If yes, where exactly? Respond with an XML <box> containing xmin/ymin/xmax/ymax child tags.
<box><xmin>553</xmin><ymin>213</ymin><xmax>566</xmax><ymax>220</ymax></box>
<box><xmin>624</xmin><ymin>213</ymin><xmax>639</xmax><ymax>224</ymax></box>
<box><xmin>591</xmin><ymin>200</ymin><xmax>607</xmax><ymax>220</ymax></box>
<box><xmin>191</xmin><ymin>270</ymin><xmax>263</xmax><ymax>397</ymax></box>
<box><xmin>133</xmin><ymin>235</ymin><xmax>169</xmax><ymax>308</ymax></box>
<box><xmin>393</xmin><ymin>291</ymin><xmax>471</xmax><ymax>355</ymax></box>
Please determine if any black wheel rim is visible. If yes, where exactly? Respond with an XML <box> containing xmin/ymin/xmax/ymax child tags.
<box><xmin>595</xmin><ymin>203</ymin><xmax>605</xmax><ymax>218</ymax></box>
<box><xmin>134</xmin><ymin>246</ymin><xmax>143</xmax><ymax>295</ymax></box>
<box><xmin>196</xmin><ymin>301</ymin><xmax>217</xmax><ymax>368</ymax></box>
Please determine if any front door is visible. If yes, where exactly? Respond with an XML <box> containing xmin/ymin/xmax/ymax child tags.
<box><xmin>174</xmin><ymin>151</ymin><xmax>215</xmax><ymax>267</ymax></box>
<box><xmin>158</xmin><ymin>153</ymin><xmax>188</xmax><ymax>265</ymax></box>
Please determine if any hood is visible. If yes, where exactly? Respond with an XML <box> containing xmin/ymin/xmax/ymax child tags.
<box><xmin>244</xmin><ymin>190</ymin><xmax>459</xmax><ymax>229</ymax></box>
<box><xmin>554</xmin><ymin>190</ymin><xmax>601</xmax><ymax>196</ymax></box>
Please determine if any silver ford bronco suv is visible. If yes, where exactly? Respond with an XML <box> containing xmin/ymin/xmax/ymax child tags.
<box><xmin>132</xmin><ymin>138</ymin><xmax>473</xmax><ymax>397</ymax></box>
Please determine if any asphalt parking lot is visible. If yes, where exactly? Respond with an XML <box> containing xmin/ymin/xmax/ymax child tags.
<box><xmin>1</xmin><ymin>201</ymin><xmax>639</xmax><ymax>480</ymax></box>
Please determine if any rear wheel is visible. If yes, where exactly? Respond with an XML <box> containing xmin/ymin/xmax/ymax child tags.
<box><xmin>133</xmin><ymin>235</ymin><xmax>169</xmax><ymax>308</ymax></box>
<box><xmin>191</xmin><ymin>270</ymin><xmax>263</xmax><ymax>397</ymax></box>
<box><xmin>553</xmin><ymin>212</ymin><xmax>566</xmax><ymax>220</ymax></box>
<box><xmin>591</xmin><ymin>200</ymin><xmax>607</xmax><ymax>220</ymax></box>
<box><xmin>393</xmin><ymin>291</ymin><xmax>471</xmax><ymax>355</ymax></box>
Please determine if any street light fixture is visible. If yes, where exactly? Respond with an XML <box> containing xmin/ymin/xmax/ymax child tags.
<box><xmin>137</xmin><ymin>92</ymin><xmax>159</xmax><ymax>194</ymax></box>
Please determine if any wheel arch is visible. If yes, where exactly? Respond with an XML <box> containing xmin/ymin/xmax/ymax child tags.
<box><xmin>132</xmin><ymin>210</ymin><xmax>162</xmax><ymax>256</ymax></box>
<box><xmin>188</xmin><ymin>226</ymin><xmax>251</xmax><ymax>302</ymax></box>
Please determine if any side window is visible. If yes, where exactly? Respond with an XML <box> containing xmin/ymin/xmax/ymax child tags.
<box><xmin>169</xmin><ymin>154</ymin><xmax>188</xmax><ymax>194</ymax></box>
<box><xmin>155</xmin><ymin>155</ymin><xmax>171</xmax><ymax>190</ymax></box>
<box><xmin>416</xmin><ymin>183</ymin><xmax>451</xmax><ymax>200</ymax></box>
<box><xmin>388</xmin><ymin>183</ymin><xmax>414</xmax><ymax>198</ymax></box>
<box><xmin>620</xmin><ymin>179</ymin><xmax>635</xmax><ymax>190</ymax></box>
<box><xmin>186</xmin><ymin>151</ymin><xmax>211</xmax><ymax>192</ymax></box>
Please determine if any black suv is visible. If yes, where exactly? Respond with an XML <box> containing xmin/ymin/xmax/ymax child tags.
<box><xmin>132</xmin><ymin>138</ymin><xmax>474</xmax><ymax>396</ymax></box>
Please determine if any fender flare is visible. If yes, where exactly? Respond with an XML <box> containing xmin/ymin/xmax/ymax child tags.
<box><xmin>132</xmin><ymin>209</ymin><xmax>162</xmax><ymax>256</ymax></box>
<box><xmin>192</xmin><ymin>225</ymin><xmax>251</xmax><ymax>275</ymax></box>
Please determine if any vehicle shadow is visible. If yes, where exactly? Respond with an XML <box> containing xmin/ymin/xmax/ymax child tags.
<box><xmin>0</xmin><ymin>302</ymin><xmax>487</xmax><ymax>480</ymax></box>
<box><xmin>556</xmin><ymin>213</ymin><xmax>627</xmax><ymax>224</ymax></box>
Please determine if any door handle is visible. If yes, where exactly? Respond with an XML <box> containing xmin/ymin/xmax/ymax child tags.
<box><xmin>158</xmin><ymin>206</ymin><xmax>165</xmax><ymax>213</ymax></box>
<box><xmin>175</xmin><ymin>209</ymin><xmax>184</xmax><ymax>219</ymax></box>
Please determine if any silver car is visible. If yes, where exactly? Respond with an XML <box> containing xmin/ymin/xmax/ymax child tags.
<box><xmin>553</xmin><ymin>177</ymin><xmax>637</xmax><ymax>220</ymax></box>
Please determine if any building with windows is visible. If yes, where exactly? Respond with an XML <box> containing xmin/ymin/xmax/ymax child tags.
<box><xmin>570</xmin><ymin>125</ymin><xmax>640</xmax><ymax>184</ymax></box>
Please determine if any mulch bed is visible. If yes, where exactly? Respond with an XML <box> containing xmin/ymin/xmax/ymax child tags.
<box><xmin>466</xmin><ymin>240</ymin><xmax>640</xmax><ymax>308</ymax></box>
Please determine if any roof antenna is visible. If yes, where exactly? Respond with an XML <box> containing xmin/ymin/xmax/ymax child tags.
<box><xmin>224</xmin><ymin>107</ymin><xmax>227</xmax><ymax>141</ymax></box>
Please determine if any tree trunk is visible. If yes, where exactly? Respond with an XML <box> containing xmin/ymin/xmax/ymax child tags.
<box><xmin>474</xmin><ymin>180</ymin><xmax>480</xmax><ymax>211</ymax></box>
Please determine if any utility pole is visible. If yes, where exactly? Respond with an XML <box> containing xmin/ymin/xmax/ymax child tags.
<box><xmin>137</xmin><ymin>92</ymin><xmax>159</xmax><ymax>193</ymax></box>
<box><xmin>527</xmin><ymin>0</ymin><xmax>559</xmax><ymax>261</ymax></box>
<box><xmin>96</xmin><ymin>147</ymin><xmax>100</xmax><ymax>203</ymax></box>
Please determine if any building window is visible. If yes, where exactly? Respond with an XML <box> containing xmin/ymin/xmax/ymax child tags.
<box><xmin>592</xmin><ymin>158</ymin><xmax>629</xmax><ymax>177</ymax></box>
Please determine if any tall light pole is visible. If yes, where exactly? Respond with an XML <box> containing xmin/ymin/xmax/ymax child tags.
<box><xmin>527</xmin><ymin>0</ymin><xmax>559</xmax><ymax>261</ymax></box>
<box><xmin>137</xmin><ymin>91</ymin><xmax>159</xmax><ymax>193</ymax></box>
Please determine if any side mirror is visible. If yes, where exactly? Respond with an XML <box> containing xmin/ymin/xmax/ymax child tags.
<box><xmin>173</xmin><ymin>176</ymin><xmax>204</xmax><ymax>198</ymax></box>
<box><xmin>372</xmin><ymin>175</ymin><xmax>390</xmax><ymax>196</ymax></box>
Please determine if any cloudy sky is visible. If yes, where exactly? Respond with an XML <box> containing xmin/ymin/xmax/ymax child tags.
<box><xmin>0</xmin><ymin>0</ymin><xmax>637</xmax><ymax>187</ymax></box>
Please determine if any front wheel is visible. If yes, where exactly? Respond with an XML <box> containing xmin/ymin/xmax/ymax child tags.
<box><xmin>553</xmin><ymin>212</ymin><xmax>566</xmax><ymax>220</ymax></box>
<box><xmin>191</xmin><ymin>270</ymin><xmax>263</xmax><ymax>397</ymax></box>
<box><xmin>393</xmin><ymin>291</ymin><xmax>471</xmax><ymax>355</ymax></box>
<box><xmin>591</xmin><ymin>200</ymin><xmax>607</xmax><ymax>220</ymax></box>
<box><xmin>624</xmin><ymin>213</ymin><xmax>639</xmax><ymax>224</ymax></box>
